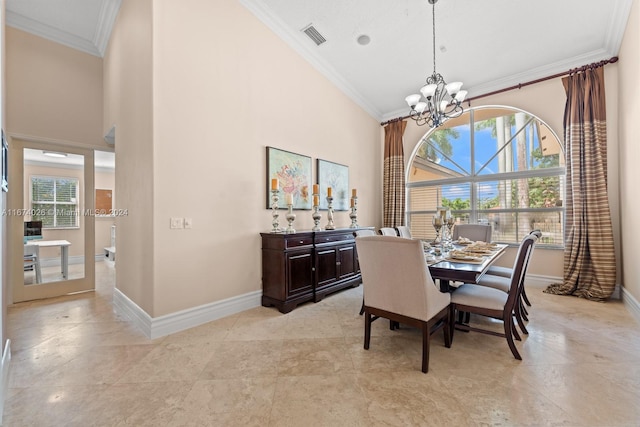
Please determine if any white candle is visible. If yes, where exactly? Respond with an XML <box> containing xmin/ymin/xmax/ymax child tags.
<box><xmin>286</xmin><ymin>193</ymin><xmax>293</xmax><ymax>205</ymax></box>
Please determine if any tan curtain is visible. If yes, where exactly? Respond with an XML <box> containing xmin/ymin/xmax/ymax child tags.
<box><xmin>545</xmin><ymin>67</ymin><xmax>616</xmax><ymax>301</ymax></box>
<box><xmin>383</xmin><ymin>120</ymin><xmax>407</xmax><ymax>227</ymax></box>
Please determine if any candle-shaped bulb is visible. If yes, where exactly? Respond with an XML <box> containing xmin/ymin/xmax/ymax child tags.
<box><xmin>271</xmin><ymin>178</ymin><xmax>279</xmax><ymax>191</ymax></box>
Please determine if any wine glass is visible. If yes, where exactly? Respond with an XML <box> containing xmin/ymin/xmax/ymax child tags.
<box><xmin>446</xmin><ymin>216</ymin><xmax>455</xmax><ymax>245</ymax></box>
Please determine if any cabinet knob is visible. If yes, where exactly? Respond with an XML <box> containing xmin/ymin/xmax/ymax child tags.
<box><xmin>299</xmin><ymin>241</ymin><xmax>304</xmax><ymax>244</ymax></box>
<box><xmin>336</xmin><ymin>261</ymin><xmax>341</xmax><ymax>266</ymax></box>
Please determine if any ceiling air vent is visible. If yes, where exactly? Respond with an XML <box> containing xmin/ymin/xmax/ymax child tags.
<box><xmin>302</xmin><ymin>24</ymin><xmax>326</xmax><ymax>46</ymax></box>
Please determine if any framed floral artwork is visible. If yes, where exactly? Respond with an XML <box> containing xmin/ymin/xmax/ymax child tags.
<box><xmin>317</xmin><ymin>159</ymin><xmax>349</xmax><ymax>211</ymax></box>
<box><xmin>266</xmin><ymin>147</ymin><xmax>312</xmax><ymax>209</ymax></box>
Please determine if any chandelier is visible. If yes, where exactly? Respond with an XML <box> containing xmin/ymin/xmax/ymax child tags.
<box><xmin>405</xmin><ymin>0</ymin><xmax>467</xmax><ymax>127</ymax></box>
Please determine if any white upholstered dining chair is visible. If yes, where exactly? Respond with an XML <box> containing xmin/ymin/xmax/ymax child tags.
<box><xmin>356</xmin><ymin>235</ymin><xmax>451</xmax><ymax>373</ymax></box>
<box><xmin>452</xmin><ymin>223</ymin><xmax>492</xmax><ymax>242</ymax></box>
<box><xmin>395</xmin><ymin>225</ymin><xmax>412</xmax><ymax>238</ymax></box>
<box><xmin>378</xmin><ymin>227</ymin><xmax>398</xmax><ymax>236</ymax></box>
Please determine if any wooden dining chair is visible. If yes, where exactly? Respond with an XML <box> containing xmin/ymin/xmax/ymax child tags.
<box><xmin>452</xmin><ymin>223</ymin><xmax>492</xmax><ymax>242</ymax></box>
<box><xmin>356</xmin><ymin>235</ymin><xmax>451</xmax><ymax>373</ymax></box>
<box><xmin>449</xmin><ymin>234</ymin><xmax>537</xmax><ymax>360</ymax></box>
<box><xmin>485</xmin><ymin>229</ymin><xmax>542</xmax><ymax>308</ymax></box>
<box><xmin>475</xmin><ymin>231</ymin><xmax>541</xmax><ymax>334</ymax></box>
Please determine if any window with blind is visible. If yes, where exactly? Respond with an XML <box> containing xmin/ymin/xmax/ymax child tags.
<box><xmin>31</xmin><ymin>176</ymin><xmax>79</xmax><ymax>228</ymax></box>
<box><xmin>406</xmin><ymin>106</ymin><xmax>565</xmax><ymax>246</ymax></box>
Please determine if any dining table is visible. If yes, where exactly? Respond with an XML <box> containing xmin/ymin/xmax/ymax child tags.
<box><xmin>426</xmin><ymin>242</ymin><xmax>508</xmax><ymax>292</ymax></box>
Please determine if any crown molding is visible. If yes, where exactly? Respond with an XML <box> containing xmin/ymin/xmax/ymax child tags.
<box><xmin>6</xmin><ymin>0</ymin><xmax>121</xmax><ymax>58</ymax></box>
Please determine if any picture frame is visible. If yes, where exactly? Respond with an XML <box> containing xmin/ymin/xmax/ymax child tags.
<box><xmin>317</xmin><ymin>159</ymin><xmax>349</xmax><ymax>211</ymax></box>
<box><xmin>1</xmin><ymin>130</ymin><xmax>8</xmax><ymax>193</ymax></box>
<box><xmin>266</xmin><ymin>146</ymin><xmax>312</xmax><ymax>210</ymax></box>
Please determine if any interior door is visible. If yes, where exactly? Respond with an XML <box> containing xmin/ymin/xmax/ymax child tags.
<box><xmin>9</xmin><ymin>139</ymin><xmax>95</xmax><ymax>302</ymax></box>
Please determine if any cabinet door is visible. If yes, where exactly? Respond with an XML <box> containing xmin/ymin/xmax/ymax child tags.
<box><xmin>315</xmin><ymin>247</ymin><xmax>338</xmax><ymax>287</ymax></box>
<box><xmin>286</xmin><ymin>250</ymin><xmax>313</xmax><ymax>297</ymax></box>
<box><xmin>337</xmin><ymin>244</ymin><xmax>357</xmax><ymax>279</ymax></box>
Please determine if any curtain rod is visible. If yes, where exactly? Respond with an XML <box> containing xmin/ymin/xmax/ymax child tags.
<box><xmin>381</xmin><ymin>56</ymin><xmax>619</xmax><ymax>126</ymax></box>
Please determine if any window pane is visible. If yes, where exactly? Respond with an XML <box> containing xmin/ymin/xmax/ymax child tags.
<box><xmin>32</xmin><ymin>178</ymin><xmax>54</xmax><ymax>202</ymax></box>
<box><xmin>415</xmin><ymin>122</ymin><xmax>471</xmax><ymax>177</ymax></box>
<box><xmin>32</xmin><ymin>203</ymin><xmax>54</xmax><ymax>227</ymax></box>
<box><xmin>442</xmin><ymin>183</ymin><xmax>471</xmax><ymax>213</ymax></box>
<box><xmin>55</xmin><ymin>179</ymin><xmax>77</xmax><ymax>203</ymax></box>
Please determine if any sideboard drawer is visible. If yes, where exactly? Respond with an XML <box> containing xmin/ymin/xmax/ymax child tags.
<box><xmin>285</xmin><ymin>236</ymin><xmax>314</xmax><ymax>249</ymax></box>
<box><xmin>315</xmin><ymin>233</ymin><xmax>354</xmax><ymax>245</ymax></box>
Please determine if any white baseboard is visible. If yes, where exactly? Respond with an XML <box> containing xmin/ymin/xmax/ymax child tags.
<box><xmin>524</xmin><ymin>273</ymin><xmax>561</xmax><ymax>288</ymax></box>
<box><xmin>622</xmin><ymin>287</ymin><xmax>640</xmax><ymax>326</ymax></box>
<box><xmin>0</xmin><ymin>339</ymin><xmax>12</xmax><ymax>422</ymax></box>
<box><xmin>113</xmin><ymin>289</ymin><xmax>262</xmax><ymax>339</ymax></box>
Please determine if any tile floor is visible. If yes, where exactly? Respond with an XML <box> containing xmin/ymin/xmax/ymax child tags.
<box><xmin>4</xmin><ymin>262</ymin><xmax>640</xmax><ymax>426</ymax></box>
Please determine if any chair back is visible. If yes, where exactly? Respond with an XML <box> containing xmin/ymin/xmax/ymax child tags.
<box><xmin>530</xmin><ymin>229</ymin><xmax>542</xmax><ymax>239</ymax></box>
<box><xmin>378</xmin><ymin>227</ymin><xmax>397</xmax><ymax>236</ymax></box>
<box><xmin>505</xmin><ymin>234</ymin><xmax>537</xmax><ymax>310</ymax></box>
<box><xmin>355</xmin><ymin>236</ymin><xmax>450</xmax><ymax>322</ymax></box>
<box><xmin>24</xmin><ymin>244</ymin><xmax>38</xmax><ymax>257</ymax></box>
<box><xmin>452</xmin><ymin>224</ymin><xmax>492</xmax><ymax>242</ymax></box>
<box><xmin>354</xmin><ymin>229</ymin><xmax>376</xmax><ymax>238</ymax></box>
<box><xmin>395</xmin><ymin>226</ymin><xmax>412</xmax><ymax>239</ymax></box>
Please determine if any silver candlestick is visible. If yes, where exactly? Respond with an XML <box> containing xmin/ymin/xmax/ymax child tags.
<box><xmin>349</xmin><ymin>196</ymin><xmax>358</xmax><ymax>228</ymax></box>
<box><xmin>325</xmin><ymin>196</ymin><xmax>336</xmax><ymax>230</ymax></box>
<box><xmin>285</xmin><ymin>204</ymin><xmax>296</xmax><ymax>233</ymax></box>
<box><xmin>271</xmin><ymin>189</ymin><xmax>281</xmax><ymax>233</ymax></box>
<box><xmin>312</xmin><ymin>193</ymin><xmax>322</xmax><ymax>231</ymax></box>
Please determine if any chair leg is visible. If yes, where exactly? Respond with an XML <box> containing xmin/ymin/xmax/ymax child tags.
<box><xmin>364</xmin><ymin>312</ymin><xmax>371</xmax><ymax>350</ymax></box>
<box><xmin>443</xmin><ymin>309</ymin><xmax>452</xmax><ymax>349</ymax></box>
<box><xmin>504</xmin><ymin>317</ymin><xmax>522</xmax><ymax>360</ymax></box>
<box><xmin>421</xmin><ymin>323</ymin><xmax>430</xmax><ymax>373</ymax></box>
<box><xmin>514</xmin><ymin>300</ymin><xmax>529</xmax><ymax>335</ymax></box>
<box><xmin>521</xmin><ymin>286</ymin><xmax>532</xmax><ymax>307</ymax></box>
<box><xmin>449</xmin><ymin>305</ymin><xmax>456</xmax><ymax>344</ymax></box>
<box><xmin>511</xmin><ymin>318</ymin><xmax>521</xmax><ymax>341</ymax></box>
<box><xmin>359</xmin><ymin>299</ymin><xmax>365</xmax><ymax>315</ymax></box>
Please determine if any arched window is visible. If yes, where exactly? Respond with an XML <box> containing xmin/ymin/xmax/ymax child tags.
<box><xmin>406</xmin><ymin>106</ymin><xmax>565</xmax><ymax>246</ymax></box>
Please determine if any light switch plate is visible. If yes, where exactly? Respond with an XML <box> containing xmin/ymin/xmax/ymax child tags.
<box><xmin>170</xmin><ymin>217</ymin><xmax>184</xmax><ymax>229</ymax></box>
<box><xmin>184</xmin><ymin>218</ymin><xmax>193</xmax><ymax>229</ymax></box>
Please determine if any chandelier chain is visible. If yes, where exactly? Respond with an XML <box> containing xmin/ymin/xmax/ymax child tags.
<box><xmin>432</xmin><ymin>0</ymin><xmax>436</xmax><ymax>73</ymax></box>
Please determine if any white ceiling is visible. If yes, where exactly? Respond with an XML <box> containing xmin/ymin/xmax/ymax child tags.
<box><xmin>6</xmin><ymin>0</ymin><xmax>633</xmax><ymax>123</ymax></box>
<box><xmin>5</xmin><ymin>0</ymin><xmax>121</xmax><ymax>57</ymax></box>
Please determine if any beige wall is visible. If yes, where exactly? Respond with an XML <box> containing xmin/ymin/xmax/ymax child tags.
<box><xmin>103</xmin><ymin>0</ymin><xmax>381</xmax><ymax>317</ymax></box>
<box><xmin>5</xmin><ymin>27</ymin><xmax>106</xmax><ymax>148</ymax></box>
<box><xmin>103</xmin><ymin>0</ymin><xmax>155</xmax><ymax>314</ymax></box>
<box><xmin>402</xmin><ymin>67</ymin><xmax>622</xmax><ymax>283</ymax></box>
<box><xmin>618</xmin><ymin>0</ymin><xmax>640</xmax><ymax>302</ymax></box>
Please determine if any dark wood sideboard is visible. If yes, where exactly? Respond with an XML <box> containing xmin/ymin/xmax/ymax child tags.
<box><xmin>261</xmin><ymin>227</ymin><xmax>373</xmax><ymax>313</ymax></box>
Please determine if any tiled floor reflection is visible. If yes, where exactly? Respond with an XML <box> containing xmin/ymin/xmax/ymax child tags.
<box><xmin>4</xmin><ymin>263</ymin><xmax>640</xmax><ymax>426</ymax></box>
